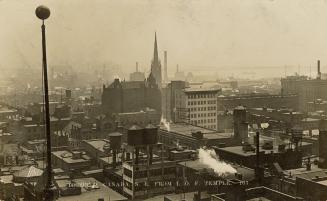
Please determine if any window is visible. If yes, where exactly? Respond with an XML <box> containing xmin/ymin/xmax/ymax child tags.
<box><xmin>150</xmin><ymin>169</ymin><xmax>162</xmax><ymax>176</ymax></box>
<box><xmin>124</xmin><ymin>168</ymin><xmax>132</xmax><ymax>178</ymax></box>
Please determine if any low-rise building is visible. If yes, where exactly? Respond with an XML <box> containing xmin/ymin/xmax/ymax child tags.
<box><xmin>52</xmin><ymin>150</ymin><xmax>91</xmax><ymax>172</ymax></box>
<box><xmin>159</xmin><ymin>122</ymin><xmax>233</xmax><ymax>150</ymax></box>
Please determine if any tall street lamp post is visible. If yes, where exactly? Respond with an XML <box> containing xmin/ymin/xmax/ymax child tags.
<box><xmin>35</xmin><ymin>5</ymin><xmax>56</xmax><ymax>201</ymax></box>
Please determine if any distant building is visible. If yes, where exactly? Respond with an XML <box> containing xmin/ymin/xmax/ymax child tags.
<box><xmin>173</xmin><ymin>64</ymin><xmax>186</xmax><ymax>81</ymax></box>
<box><xmin>129</xmin><ymin>62</ymin><xmax>145</xmax><ymax>82</ymax></box>
<box><xmin>102</xmin><ymin>34</ymin><xmax>162</xmax><ymax>116</ymax></box>
<box><xmin>217</xmin><ymin>94</ymin><xmax>298</xmax><ymax>111</ymax></box>
<box><xmin>150</xmin><ymin>33</ymin><xmax>162</xmax><ymax>87</ymax></box>
<box><xmin>281</xmin><ymin>60</ymin><xmax>327</xmax><ymax>111</ymax></box>
<box><xmin>101</xmin><ymin>78</ymin><xmax>161</xmax><ymax>116</ymax></box>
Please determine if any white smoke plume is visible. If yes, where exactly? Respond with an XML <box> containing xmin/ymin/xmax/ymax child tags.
<box><xmin>198</xmin><ymin>148</ymin><xmax>237</xmax><ymax>176</ymax></box>
<box><xmin>160</xmin><ymin>117</ymin><xmax>170</xmax><ymax>132</ymax></box>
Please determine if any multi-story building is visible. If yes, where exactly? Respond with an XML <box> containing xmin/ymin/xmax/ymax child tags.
<box><xmin>281</xmin><ymin>60</ymin><xmax>327</xmax><ymax>111</ymax></box>
<box><xmin>161</xmin><ymin>80</ymin><xmax>189</xmax><ymax>122</ymax></box>
<box><xmin>162</xmin><ymin>83</ymin><xmax>221</xmax><ymax>130</ymax></box>
<box><xmin>184</xmin><ymin>88</ymin><xmax>220</xmax><ymax>130</ymax></box>
<box><xmin>122</xmin><ymin>159</ymin><xmax>176</xmax><ymax>200</ymax></box>
<box><xmin>101</xmin><ymin>35</ymin><xmax>162</xmax><ymax>116</ymax></box>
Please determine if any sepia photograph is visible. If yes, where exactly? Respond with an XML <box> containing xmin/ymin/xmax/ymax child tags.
<box><xmin>0</xmin><ymin>0</ymin><xmax>327</xmax><ymax>200</ymax></box>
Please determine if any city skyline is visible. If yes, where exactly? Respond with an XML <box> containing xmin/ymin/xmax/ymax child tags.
<box><xmin>2</xmin><ymin>0</ymin><xmax>327</xmax><ymax>78</ymax></box>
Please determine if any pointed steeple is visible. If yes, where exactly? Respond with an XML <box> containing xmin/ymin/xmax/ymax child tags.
<box><xmin>153</xmin><ymin>32</ymin><xmax>159</xmax><ymax>62</ymax></box>
<box><xmin>149</xmin><ymin>32</ymin><xmax>162</xmax><ymax>88</ymax></box>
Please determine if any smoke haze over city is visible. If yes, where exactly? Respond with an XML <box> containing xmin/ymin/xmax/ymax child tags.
<box><xmin>2</xmin><ymin>0</ymin><xmax>327</xmax><ymax>79</ymax></box>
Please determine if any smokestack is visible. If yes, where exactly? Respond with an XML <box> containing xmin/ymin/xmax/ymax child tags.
<box><xmin>176</xmin><ymin>64</ymin><xmax>179</xmax><ymax>73</ymax></box>
<box><xmin>317</xmin><ymin>60</ymin><xmax>321</xmax><ymax>80</ymax></box>
<box><xmin>254</xmin><ymin>131</ymin><xmax>264</xmax><ymax>184</ymax></box>
<box><xmin>255</xmin><ymin>131</ymin><xmax>260</xmax><ymax>169</ymax></box>
<box><xmin>164</xmin><ymin>51</ymin><xmax>167</xmax><ymax>82</ymax></box>
<box><xmin>136</xmin><ymin>62</ymin><xmax>139</xmax><ymax>72</ymax></box>
<box><xmin>233</xmin><ymin>106</ymin><xmax>248</xmax><ymax>143</ymax></box>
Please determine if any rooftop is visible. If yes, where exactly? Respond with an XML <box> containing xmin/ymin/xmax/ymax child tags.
<box><xmin>56</xmin><ymin>177</ymin><xmax>127</xmax><ymax>201</ymax></box>
<box><xmin>284</xmin><ymin>166</ymin><xmax>327</xmax><ymax>181</ymax></box>
<box><xmin>216</xmin><ymin>144</ymin><xmax>310</xmax><ymax>157</ymax></box>
<box><xmin>183</xmin><ymin>87</ymin><xmax>220</xmax><ymax>93</ymax></box>
<box><xmin>52</xmin><ymin>150</ymin><xmax>91</xmax><ymax>164</ymax></box>
<box><xmin>159</xmin><ymin>122</ymin><xmax>227</xmax><ymax>139</ymax></box>
<box><xmin>247</xmin><ymin>198</ymin><xmax>272</xmax><ymax>201</ymax></box>
<box><xmin>178</xmin><ymin>159</ymin><xmax>255</xmax><ymax>180</ymax></box>
<box><xmin>13</xmin><ymin>166</ymin><xmax>43</xmax><ymax>179</ymax></box>
<box><xmin>83</xmin><ymin>139</ymin><xmax>110</xmax><ymax>153</ymax></box>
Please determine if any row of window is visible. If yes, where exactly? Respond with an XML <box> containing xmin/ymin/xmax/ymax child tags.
<box><xmin>188</xmin><ymin>100</ymin><xmax>216</xmax><ymax>106</ymax></box>
<box><xmin>208</xmin><ymin>112</ymin><xmax>216</xmax><ymax>117</ymax></box>
<box><xmin>189</xmin><ymin>107</ymin><xmax>206</xmax><ymax>112</ymax></box>
<box><xmin>188</xmin><ymin>108</ymin><xmax>217</xmax><ymax>114</ymax></box>
<box><xmin>208</xmin><ymin>106</ymin><xmax>216</xmax><ymax>110</ymax></box>
<box><xmin>190</xmin><ymin>119</ymin><xmax>216</xmax><ymax>124</ymax></box>
<box><xmin>190</xmin><ymin>113</ymin><xmax>218</xmax><ymax>119</ymax></box>
<box><xmin>125</xmin><ymin>167</ymin><xmax>175</xmax><ymax>179</ymax></box>
<box><xmin>188</xmin><ymin>94</ymin><xmax>216</xmax><ymax>99</ymax></box>
<box><xmin>207</xmin><ymin>125</ymin><xmax>217</xmax><ymax>129</ymax></box>
<box><xmin>188</xmin><ymin>106</ymin><xmax>216</xmax><ymax>111</ymax></box>
<box><xmin>207</xmin><ymin>100</ymin><xmax>217</xmax><ymax>104</ymax></box>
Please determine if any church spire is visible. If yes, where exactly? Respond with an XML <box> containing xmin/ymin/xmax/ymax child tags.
<box><xmin>149</xmin><ymin>32</ymin><xmax>162</xmax><ymax>88</ymax></box>
<box><xmin>153</xmin><ymin>32</ymin><xmax>158</xmax><ymax>62</ymax></box>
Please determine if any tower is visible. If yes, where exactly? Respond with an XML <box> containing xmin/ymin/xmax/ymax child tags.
<box><xmin>233</xmin><ymin>106</ymin><xmax>248</xmax><ymax>143</ymax></box>
<box><xmin>150</xmin><ymin>32</ymin><xmax>162</xmax><ymax>88</ymax></box>
<box><xmin>164</xmin><ymin>51</ymin><xmax>168</xmax><ymax>82</ymax></box>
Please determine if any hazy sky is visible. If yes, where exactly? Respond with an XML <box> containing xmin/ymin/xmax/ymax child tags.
<box><xmin>1</xmin><ymin>0</ymin><xmax>327</xmax><ymax>77</ymax></box>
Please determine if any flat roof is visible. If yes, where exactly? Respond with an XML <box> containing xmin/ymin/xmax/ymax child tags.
<box><xmin>83</xmin><ymin>139</ymin><xmax>110</xmax><ymax>153</ymax></box>
<box><xmin>204</xmin><ymin>132</ymin><xmax>233</xmax><ymax>139</ymax></box>
<box><xmin>52</xmin><ymin>151</ymin><xmax>91</xmax><ymax>164</ymax></box>
<box><xmin>159</xmin><ymin>122</ymin><xmax>221</xmax><ymax>137</ymax></box>
<box><xmin>165</xmin><ymin>192</ymin><xmax>210</xmax><ymax>201</ymax></box>
<box><xmin>217</xmin><ymin>141</ymin><xmax>312</xmax><ymax>157</ymax></box>
<box><xmin>56</xmin><ymin>177</ymin><xmax>127</xmax><ymax>201</ymax></box>
<box><xmin>284</xmin><ymin>167</ymin><xmax>327</xmax><ymax>181</ymax></box>
<box><xmin>0</xmin><ymin>175</ymin><xmax>14</xmax><ymax>184</ymax></box>
<box><xmin>82</xmin><ymin>169</ymin><xmax>103</xmax><ymax>175</ymax></box>
<box><xmin>247</xmin><ymin>198</ymin><xmax>272</xmax><ymax>201</ymax></box>
<box><xmin>184</xmin><ymin>88</ymin><xmax>220</xmax><ymax>93</ymax></box>
<box><xmin>178</xmin><ymin>159</ymin><xmax>254</xmax><ymax>180</ymax></box>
